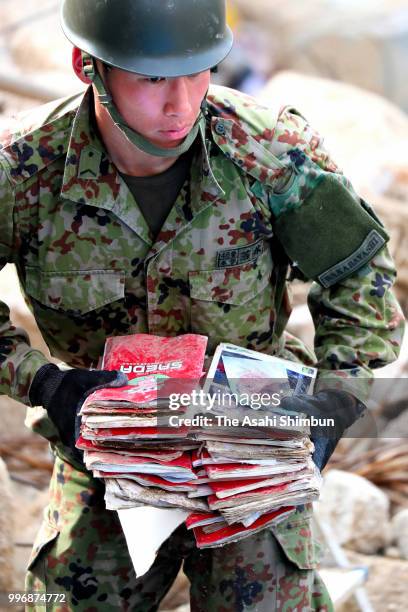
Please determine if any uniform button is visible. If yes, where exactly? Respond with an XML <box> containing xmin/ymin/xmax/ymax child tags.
<box><xmin>215</xmin><ymin>122</ymin><xmax>226</xmax><ymax>136</ymax></box>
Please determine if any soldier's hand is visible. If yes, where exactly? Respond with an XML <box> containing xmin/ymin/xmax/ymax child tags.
<box><xmin>29</xmin><ymin>364</ymin><xmax>127</xmax><ymax>466</ymax></box>
<box><xmin>280</xmin><ymin>390</ymin><xmax>366</xmax><ymax>471</ymax></box>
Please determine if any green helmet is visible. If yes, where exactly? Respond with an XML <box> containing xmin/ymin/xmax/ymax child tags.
<box><xmin>61</xmin><ymin>0</ymin><xmax>233</xmax><ymax>77</ymax></box>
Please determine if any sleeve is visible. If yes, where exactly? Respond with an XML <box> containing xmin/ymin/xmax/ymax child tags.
<box><xmin>277</xmin><ymin>108</ymin><xmax>405</xmax><ymax>402</ymax></box>
<box><xmin>0</xmin><ymin>160</ymin><xmax>51</xmax><ymax>405</ymax></box>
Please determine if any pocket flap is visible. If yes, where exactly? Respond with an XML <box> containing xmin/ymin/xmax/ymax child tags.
<box><xmin>27</xmin><ymin>520</ymin><xmax>59</xmax><ymax>572</ymax></box>
<box><xmin>25</xmin><ymin>268</ymin><xmax>125</xmax><ymax>314</ymax></box>
<box><xmin>271</xmin><ymin>507</ymin><xmax>323</xmax><ymax>570</ymax></box>
<box><xmin>189</xmin><ymin>249</ymin><xmax>272</xmax><ymax>305</ymax></box>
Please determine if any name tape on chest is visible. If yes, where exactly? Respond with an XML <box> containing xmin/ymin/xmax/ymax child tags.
<box><xmin>216</xmin><ymin>239</ymin><xmax>264</xmax><ymax>269</ymax></box>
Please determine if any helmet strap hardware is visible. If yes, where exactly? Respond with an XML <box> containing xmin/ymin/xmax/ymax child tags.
<box><xmin>84</xmin><ymin>51</ymin><xmax>204</xmax><ymax>158</ymax></box>
<box><xmin>200</xmin><ymin>95</ymin><xmax>209</xmax><ymax>118</ymax></box>
<box><xmin>81</xmin><ymin>51</ymin><xmax>96</xmax><ymax>82</ymax></box>
<box><xmin>98</xmin><ymin>93</ymin><xmax>113</xmax><ymax>106</ymax></box>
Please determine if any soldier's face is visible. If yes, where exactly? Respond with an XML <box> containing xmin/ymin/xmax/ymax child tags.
<box><xmin>102</xmin><ymin>66</ymin><xmax>210</xmax><ymax>148</ymax></box>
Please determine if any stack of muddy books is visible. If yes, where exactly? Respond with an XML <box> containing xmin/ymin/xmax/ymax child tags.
<box><xmin>187</xmin><ymin>439</ymin><xmax>320</xmax><ymax>547</ymax></box>
<box><xmin>76</xmin><ymin>333</ymin><xmax>208</xmax><ymax>512</ymax></box>
<box><xmin>76</xmin><ymin>335</ymin><xmax>322</xmax><ymax>547</ymax></box>
<box><xmin>184</xmin><ymin>342</ymin><xmax>321</xmax><ymax>546</ymax></box>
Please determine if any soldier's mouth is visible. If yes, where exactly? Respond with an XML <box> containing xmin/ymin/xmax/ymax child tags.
<box><xmin>159</xmin><ymin>126</ymin><xmax>191</xmax><ymax>140</ymax></box>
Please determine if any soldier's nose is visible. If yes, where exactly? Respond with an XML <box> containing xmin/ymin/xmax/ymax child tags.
<box><xmin>164</xmin><ymin>77</ymin><xmax>192</xmax><ymax>116</ymax></box>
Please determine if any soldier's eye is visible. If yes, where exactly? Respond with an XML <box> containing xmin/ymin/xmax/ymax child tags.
<box><xmin>146</xmin><ymin>77</ymin><xmax>166</xmax><ymax>84</ymax></box>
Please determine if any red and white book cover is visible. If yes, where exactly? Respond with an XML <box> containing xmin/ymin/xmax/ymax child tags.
<box><xmin>204</xmin><ymin>461</ymin><xmax>306</xmax><ymax>480</ymax></box>
<box><xmin>208</xmin><ymin>471</ymin><xmax>313</xmax><ymax>498</ymax></box>
<box><xmin>191</xmin><ymin>506</ymin><xmax>295</xmax><ymax>548</ymax></box>
<box><xmin>186</xmin><ymin>511</ymin><xmax>226</xmax><ymax>529</ymax></box>
<box><xmin>102</xmin><ymin>333</ymin><xmax>208</xmax><ymax>380</ymax></box>
<box><xmin>76</xmin><ymin>438</ymin><xmax>189</xmax><ymax>460</ymax></box>
<box><xmin>87</xmin><ymin>450</ymin><xmax>192</xmax><ymax>467</ymax></box>
<box><xmin>207</xmin><ymin>481</ymin><xmax>294</xmax><ymax>508</ymax></box>
<box><xmin>81</xmin><ymin>376</ymin><xmax>171</xmax><ymax>413</ymax></box>
<box><xmin>84</xmin><ymin>449</ymin><xmax>195</xmax><ymax>474</ymax></box>
<box><xmin>94</xmin><ymin>472</ymin><xmax>198</xmax><ymax>491</ymax></box>
<box><xmin>81</xmin><ymin>334</ymin><xmax>208</xmax><ymax>418</ymax></box>
<box><xmin>81</xmin><ymin>425</ymin><xmax>189</xmax><ymax>439</ymax></box>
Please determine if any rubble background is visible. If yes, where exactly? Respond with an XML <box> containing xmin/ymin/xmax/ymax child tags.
<box><xmin>0</xmin><ymin>1</ymin><xmax>407</xmax><ymax>610</ymax></box>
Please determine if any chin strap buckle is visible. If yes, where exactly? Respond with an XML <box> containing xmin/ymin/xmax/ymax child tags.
<box><xmin>97</xmin><ymin>91</ymin><xmax>113</xmax><ymax>105</ymax></box>
<box><xmin>81</xmin><ymin>51</ymin><xmax>114</xmax><ymax>107</ymax></box>
<box><xmin>81</xmin><ymin>51</ymin><xmax>96</xmax><ymax>82</ymax></box>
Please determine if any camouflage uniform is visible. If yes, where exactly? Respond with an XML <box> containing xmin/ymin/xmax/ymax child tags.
<box><xmin>0</xmin><ymin>84</ymin><xmax>404</xmax><ymax>610</ymax></box>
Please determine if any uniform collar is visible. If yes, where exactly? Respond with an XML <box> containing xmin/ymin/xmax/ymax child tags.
<box><xmin>60</xmin><ymin>87</ymin><xmax>225</xmax><ymax>242</ymax></box>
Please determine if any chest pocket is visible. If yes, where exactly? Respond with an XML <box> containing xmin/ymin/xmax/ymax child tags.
<box><xmin>189</xmin><ymin>247</ymin><xmax>273</xmax><ymax>305</ymax></box>
<box><xmin>24</xmin><ymin>267</ymin><xmax>125</xmax><ymax>315</ymax></box>
<box><xmin>188</xmin><ymin>248</ymin><xmax>275</xmax><ymax>353</ymax></box>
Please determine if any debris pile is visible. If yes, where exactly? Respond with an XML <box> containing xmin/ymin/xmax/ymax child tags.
<box><xmin>330</xmin><ymin>441</ymin><xmax>408</xmax><ymax>511</ymax></box>
<box><xmin>260</xmin><ymin>71</ymin><xmax>408</xmax><ymax>312</ymax></box>
<box><xmin>230</xmin><ymin>0</ymin><xmax>408</xmax><ymax>111</ymax></box>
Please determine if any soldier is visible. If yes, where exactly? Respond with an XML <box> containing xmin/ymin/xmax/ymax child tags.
<box><xmin>0</xmin><ymin>0</ymin><xmax>404</xmax><ymax>610</ymax></box>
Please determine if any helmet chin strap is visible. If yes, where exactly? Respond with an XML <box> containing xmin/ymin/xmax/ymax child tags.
<box><xmin>82</xmin><ymin>53</ymin><xmax>206</xmax><ymax>158</ymax></box>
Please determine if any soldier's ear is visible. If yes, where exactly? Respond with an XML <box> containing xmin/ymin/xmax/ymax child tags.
<box><xmin>72</xmin><ymin>47</ymin><xmax>92</xmax><ymax>84</ymax></box>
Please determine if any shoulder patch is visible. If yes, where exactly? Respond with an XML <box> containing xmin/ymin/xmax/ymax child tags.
<box><xmin>318</xmin><ymin>230</ymin><xmax>386</xmax><ymax>288</ymax></box>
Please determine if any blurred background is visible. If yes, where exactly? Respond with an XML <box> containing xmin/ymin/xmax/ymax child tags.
<box><xmin>0</xmin><ymin>1</ymin><xmax>408</xmax><ymax>610</ymax></box>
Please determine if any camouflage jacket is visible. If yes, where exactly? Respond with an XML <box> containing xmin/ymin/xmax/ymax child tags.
<box><xmin>0</xmin><ymin>84</ymin><xmax>405</xmax><ymax>572</ymax></box>
<box><xmin>0</xmin><ymin>85</ymin><xmax>404</xmax><ymax>408</ymax></box>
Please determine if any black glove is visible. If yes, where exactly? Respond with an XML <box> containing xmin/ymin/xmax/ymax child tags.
<box><xmin>280</xmin><ymin>389</ymin><xmax>366</xmax><ymax>471</ymax></box>
<box><xmin>29</xmin><ymin>363</ymin><xmax>127</xmax><ymax>466</ymax></box>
